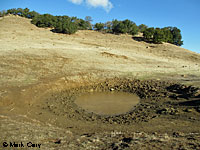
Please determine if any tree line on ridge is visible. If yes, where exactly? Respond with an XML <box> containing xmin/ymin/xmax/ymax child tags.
<box><xmin>0</xmin><ymin>8</ymin><xmax>183</xmax><ymax>46</ymax></box>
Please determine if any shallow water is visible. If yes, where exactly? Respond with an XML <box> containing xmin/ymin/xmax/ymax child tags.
<box><xmin>75</xmin><ymin>92</ymin><xmax>140</xmax><ymax>115</ymax></box>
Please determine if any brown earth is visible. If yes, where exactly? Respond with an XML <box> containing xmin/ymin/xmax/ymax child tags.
<box><xmin>0</xmin><ymin>15</ymin><xmax>200</xmax><ymax>150</ymax></box>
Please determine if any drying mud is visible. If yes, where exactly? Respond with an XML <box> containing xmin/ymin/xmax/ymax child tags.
<box><xmin>5</xmin><ymin>78</ymin><xmax>200</xmax><ymax>149</ymax></box>
<box><xmin>1</xmin><ymin>79</ymin><xmax>200</xmax><ymax>149</ymax></box>
<box><xmin>43</xmin><ymin>78</ymin><xmax>200</xmax><ymax>125</ymax></box>
<box><xmin>0</xmin><ymin>81</ymin><xmax>200</xmax><ymax>150</ymax></box>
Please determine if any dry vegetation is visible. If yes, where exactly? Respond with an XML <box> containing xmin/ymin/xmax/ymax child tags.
<box><xmin>0</xmin><ymin>15</ymin><xmax>200</xmax><ymax>149</ymax></box>
<box><xmin>0</xmin><ymin>15</ymin><xmax>199</xmax><ymax>87</ymax></box>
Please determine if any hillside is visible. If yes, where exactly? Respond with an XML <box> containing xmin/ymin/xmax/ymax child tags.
<box><xmin>0</xmin><ymin>15</ymin><xmax>200</xmax><ymax>149</ymax></box>
<box><xmin>0</xmin><ymin>15</ymin><xmax>199</xmax><ymax>87</ymax></box>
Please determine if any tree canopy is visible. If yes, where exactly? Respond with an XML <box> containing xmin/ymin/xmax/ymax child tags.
<box><xmin>31</xmin><ymin>14</ymin><xmax>57</xmax><ymax>28</ymax></box>
<box><xmin>94</xmin><ymin>23</ymin><xmax>104</xmax><ymax>31</ymax></box>
<box><xmin>110</xmin><ymin>19</ymin><xmax>139</xmax><ymax>35</ymax></box>
<box><xmin>143</xmin><ymin>27</ymin><xmax>155</xmax><ymax>42</ymax></box>
<box><xmin>54</xmin><ymin>16</ymin><xmax>77</xmax><ymax>34</ymax></box>
<box><xmin>138</xmin><ymin>24</ymin><xmax>148</xmax><ymax>33</ymax></box>
<box><xmin>143</xmin><ymin>27</ymin><xmax>183</xmax><ymax>46</ymax></box>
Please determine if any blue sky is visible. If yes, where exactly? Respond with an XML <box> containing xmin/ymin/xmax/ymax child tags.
<box><xmin>0</xmin><ymin>0</ymin><xmax>199</xmax><ymax>53</ymax></box>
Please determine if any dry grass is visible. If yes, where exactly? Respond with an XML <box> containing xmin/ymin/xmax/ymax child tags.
<box><xmin>0</xmin><ymin>15</ymin><xmax>200</xmax><ymax>150</ymax></box>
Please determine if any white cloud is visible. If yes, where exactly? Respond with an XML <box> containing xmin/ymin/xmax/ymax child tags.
<box><xmin>68</xmin><ymin>0</ymin><xmax>113</xmax><ymax>12</ymax></box>
<box><xmin>69</xmin><ymin>0</ymin><xmax>83</xmax><ymax>4</ymax></box>
<box><xmin>86</xmin><ymin>0</ymin><xmax>113</xmax><ymax>12</ymax></box>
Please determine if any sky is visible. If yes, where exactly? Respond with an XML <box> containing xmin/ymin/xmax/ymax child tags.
<box><xmin>0</xmin><ymin>0</ymin><xmax>200</xmax><ymax>53</ymax></box>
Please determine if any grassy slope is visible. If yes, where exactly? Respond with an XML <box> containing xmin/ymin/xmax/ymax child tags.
<box><xmin>0</xmin><ymin>15</ymin><xmax>199</xmax><ymax>88</ymax></box>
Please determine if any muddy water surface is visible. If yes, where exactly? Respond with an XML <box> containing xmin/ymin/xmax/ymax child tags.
<box><xmin>75</xmin><ymin>92</ymin><xmax>140</xmax><ymax>115</ymax></box>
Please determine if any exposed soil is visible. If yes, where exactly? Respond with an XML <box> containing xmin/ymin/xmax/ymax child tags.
<box><xmin>1</xmin><ymin>78</ymin><xmax>200</xmax><ymax>150</ymax></box>
<box><xmin>42</xmin><ymin>78</ymin><xmax>200</xmax><ymax>128</ymax></box>
<box><xmin>0</xmin><ymin>15</ymin><xmax>200</xmax><ymax>149</ymax></box>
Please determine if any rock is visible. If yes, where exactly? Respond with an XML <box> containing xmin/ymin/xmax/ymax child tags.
<box><xmin>147</xmin><ymin>106</ymin><xmax>151</xmax><ymax>109</ymax></box>
<box><xmin>157</xmin><ymin>108</ymin><xmax>169</xmax><ymax>114</ymax></box>
<box><xmin>152</xmin><ymin>132</ymin><xmax>157</xmax><ymax>135</ymax></box>
<box><xmin>110</xmin><ymin>88</ymin><xmax>115</xmax><ymax>91</ymax></box>
<box><xmin>189</xmin><ymin>117</ymin><xmax>196</xmax><ymax>120</ymax></box>
<box><xmin>194</xmin><ymin>90</ymin><xmax>200</xmax><ymax>97</ymax></box>
<box><xmin>50</xmin><ymin>139</ymin><xmax>61</xmax><ymax>144</ymax></box>
<box><xmin>119</xmin><ymin>143</ymin><xmax>129</xmax><ymax>148</ymax></box>
<box><xmin>181</xmin><ymin>74</ymin><xmax>187</xmax><ymax>77</ymax></box>
<box><xmin>195</xmin><ymin>107</ymin><xmax>200</xmax><ymax>113</ymax></box>
<box><xmin>184</xmin><ymin>108</ymin><xmax>194</xmax><ymax>112</ymax></box>
<box><xmin>157</xmin><ymin>108</ymin><xmax>178</xmax><ymax>115</ymax></box>
<box><xmin>81</xmin><ymin>133</ymin><xmax>93</xmax><ymax>137</ymax></box>
<box><xmin>110</xmin><ymin>143</ymin><xmax>119</xmax><ymax>150</ymax></box>
<box><xmin>122</xmin><ymin>137</ymin><xmax>133</xmax><ymax>143</ymax></box>
<box><xmin>21</xmin><ymin>89</ymin><xmax>26</xmax><ymax>92</ymax></box>
<box><xmin>173</xmin><ymin>132</ymin><xmax>184</xmax><ymax>137</ymax></box>
<box><xmin>169</xmin><ymin>108</ymin><xmax>179</xmax><ymax>115</ymax></box>
<box><xmin>151</xmin><ymin>115</ymin><xmax>157</xmax><ymax>119</ymax></box>
<box><xmin>169</xmin><ymin>94</ymin><xmax>179</xmax><ymax>99</ymax></box>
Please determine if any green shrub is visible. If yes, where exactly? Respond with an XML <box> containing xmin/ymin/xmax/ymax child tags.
<box><xmin>143</xmin><ymin>27</ymin><xmax>155</xmax><ymax>41</ymax></box>
<box><xmin>54</xmin><ymin>16</ymin><xmax>78</xmax><ymax>34</ymax></box>
<box><xmin>111</xmin><ymin>19</ymin><xmax>138</xmax><ymax>35</ymax></box>
<box><xmin>171</xmin><ymin>27</ymin><xmax>183</xmax><ymax>46</ymax></box>
<box><xmin>31</xmin><ymin>14</ymin><xmax>57</xmax><ymax>28</ymax></box>
<box><xmin>143</xmin><ymin>27</ymin><xmax>183</xmax><ymax>46</ymax></box>
<box><xmin>94</xmin><ymin>23</ymin><xmax>104</xmax><ymax>31</ymax></box>
<box><xmin>153</xmin><ymin>28</ymin><xmax>165</xmax><ymax>44</ymax></box>
<box><xmin>138</xmin><ymin>24</ymin><xmax>148</xmax><ymax>33</ymax></box>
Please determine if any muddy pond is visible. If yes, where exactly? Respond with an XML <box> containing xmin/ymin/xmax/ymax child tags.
<box><xmin>75</xmin><ymin>92</ymin><xmax>140</xmax><ymax>115</ymax></box>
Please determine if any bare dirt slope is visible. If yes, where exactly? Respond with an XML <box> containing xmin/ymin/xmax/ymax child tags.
<box><xmin>0</xmin><ymin>15</ymin><xmax>200</xmax><ymax>150</ymax></box>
